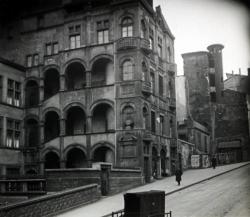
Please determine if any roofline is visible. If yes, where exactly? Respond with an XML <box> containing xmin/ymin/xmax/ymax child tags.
<box><xmin>181</xmin><ymin>51</ymin><xmax>209</xmax><ymax>58</ymax></box>
<box><xmin>0</xmin><ymin>57</ymin><xmax>26</xmax><ymax>72</ymax></box>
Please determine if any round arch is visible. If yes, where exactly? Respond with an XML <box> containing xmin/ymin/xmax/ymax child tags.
<box><xmin>90</xmin><ymin>99</ymin><xmax>114</xmax><ymax>115</ymax></box>
<box><xmin>65</xmin><ymin>145</ymin><xmax>87</xmax><ymax>168</ymax></box>
<box><xmin>89</xmin><ymin>54</ymin><xmax>113</xmax><ymax>69</ymax></box>
<box><xmin>91</xmin><ymin>142</ymin><xmax>115</xmax><ymax>164</ymax></box>
<box><xmin>63</xmin><ymin>102</ymin><xmax>87</xmax><ymax>118</ymax></box>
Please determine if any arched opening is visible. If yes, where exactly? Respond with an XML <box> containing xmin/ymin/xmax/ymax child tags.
<box><xmin>92</xmin><ymin>103</ymin><xmax>114</xmax><ymax>133</ymax></box>
<box><xmin>44</xmin><ymin>152</ymin><xmax>60</xmax><ymax>169</ymax></box>
<box><xmin>25</xmin><ymin>118</ymin><xmax>39</xmax><ymax>147</ymax></box>
<box><xmin>93</xmin><ymin>146</ymin><xmax>114</xmax><ymax>164</ymax></box>
<box><xmin>44</xmin><ymin>111</ymin><xmax>60</xmax><ymax>142</ymax></box>
<box><xmin>25</xmin><ymin>80</ymin><xmax>39</xmax><ymax>107</ymax></box>
<box><xmin>65</xmin><ymin>62</ymin><xmax>86</xmax><ymax>90</ymax></box>
<box><xmin>66</xmin><ymin>148</ymin><xmax>87</xmax><ymax>168</ymax></box>
<box><xmin>44</xmin><ymin>68</ymin><xmax>60</xmax><ymax>99</ymax></box>
<box><xmin>92</xmin><ymin>58</ymin><xmax>114</xmax><ymax>86</ymax></box>
<box><xmin>66</xmin><ymin>106</ymin><xmax>86</xmax><ymax>135</ymax></box>
<box><xmin>160</xmin><ymin>149</ymin><xmax>167</xmax><ymax>176</ymax></box>
<box><xmin>152</xmin><ymin>147</ymin><xmax>158</xmax><ymax>178</ymax></box>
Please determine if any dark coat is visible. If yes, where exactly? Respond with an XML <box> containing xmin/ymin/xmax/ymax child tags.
<box><xmin>211</xmin><ymin>157</ymin><xmax>217</xmax><ymax>167</ymax></box>
<box><xmin>175</xmin><ymin>169</ymin><xmax>182</xmax><ymax>182</ymax></box>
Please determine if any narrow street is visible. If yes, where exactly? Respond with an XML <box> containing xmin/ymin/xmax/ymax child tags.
<box><xmin>166</xmin><ymin>164</ymin><xmax>250</xmax><ymax>217</ymax></box>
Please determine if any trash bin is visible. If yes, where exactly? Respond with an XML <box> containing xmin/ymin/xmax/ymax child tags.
<box><xmin>123</xmin><ymin>190</ymin><xmax>165</xmax><ymax>217</ymax></box>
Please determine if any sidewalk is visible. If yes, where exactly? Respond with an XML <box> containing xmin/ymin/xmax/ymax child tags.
<box><xmin>57</xmin><ymin>162</ymin><xmax>249</xmax><ymax>217</ymax></box>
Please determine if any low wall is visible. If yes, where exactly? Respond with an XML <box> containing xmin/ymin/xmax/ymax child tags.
<box><xmin>0</xmin><ymin>184</ymin><xmax>100</xmax><ymax>217</ymax></box>
<box><xmin>109</xmin><ymin>168</ymin><xmax>143</xmax><ymax>194</ymax></box>
<box><xmin>46</xmin><ymin>165</ymin><xmax>143</xmax><ymax>195</ymax></box>
<box><xmin>178</xmin><ymin>139</ymin><xmax>195</xmax><ymax>170</ymax></box>
<box><xmin>46</xmin><ymin>168</ymin><xmax>100</xmax><ymax>192</ymax></box>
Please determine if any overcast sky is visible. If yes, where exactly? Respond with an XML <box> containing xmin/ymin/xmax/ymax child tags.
<box><xmin>154</xmin><ymin>0</ymin><xmax>250</xmax><ymax>77</ymax></box>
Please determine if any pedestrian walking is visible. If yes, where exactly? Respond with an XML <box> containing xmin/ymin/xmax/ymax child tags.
<box><xmin>175</xmin><ymin>168</ymin><xmax>182</xmax><ymax>186</ymax></box>
<box><xmin>211</xmin><ymin>155</ymin><xmax>217</xmax><ymax>169</ymax></box>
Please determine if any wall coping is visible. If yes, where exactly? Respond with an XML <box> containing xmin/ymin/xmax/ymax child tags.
<box><xmin>46</xmin><ymin>168</ymin><xmax>100</xmax><ymax>172</ymax></box>
<box><xmin>0</xmin><ymin>184</ymin><xmax>98</xmax><ymax>211</ymax></box>
<box><xmin>178</xmin><ymin>139</ymin><xmax>195</xmax><ymax>147</ymax></box>
<box><xmin>111</xmin><ymin>168</ymin><xmax>141</xmax><ymax>173</ymax></box>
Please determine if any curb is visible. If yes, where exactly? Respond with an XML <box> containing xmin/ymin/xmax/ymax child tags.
<box><xmin>102</xmin><ymin>162</ymin><xmax>250</xmax><ymax>217</ymax></box>
<box><xmin>165</xmin><ymin>162</ymin><xmax>250</xmax><ymax>196</ymax></box>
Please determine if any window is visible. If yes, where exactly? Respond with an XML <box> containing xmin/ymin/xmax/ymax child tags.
<box><xmin>149</xmin><ymin>37</ymin><xmax>153</xmax><ymax>50</ymax></box>
<box><xmin>142</xmin><ymin>62</ymin><xmax>147</xmax><ymax>81</ymax></box>
<box><xmin>149</xmin><ymin>28</ymin><xmax>154</xmax><ymax>50</ymax></box>
<box><xmin>158</xmin><ymin>37</ymin><xmax>162</xmax><ymax>58</ymax></box>
<box><xmin>69</xmin><ymin>25</ymin><xmax>81</xmax><ymax>49</ymax></box>
<box><xmin>6</xmin><ymin>119</ymin><xmax>21</xmax><ymax>148</ymax></box>
<box><xmin>150</xmin><ymin>71</ymin><xmax>155</xmax><ymax>94</ymax></box>
<box><xmin>98</xmin><ymin>29</ymin><xmax>109</xmax><ymax>44</ymax></box>
<box><xmin>159</xmin><ymin>75</ymin><xmax>164</xmax><ymax>97</ymax></box>
<box><xmin>167</xmin><ymin>46</ymin><xmax>171</xmax><ymax>62</ymax></box>
<box><xmin>97</xmin><ymin>20</ymin><xmax>109</xmax><ymax>44</ymax></box>
<box><xmin>0</xmin><ymin>76</ymin><xmax>2</xmax><ymax>102</ymax></box>
<box><xmin>140</xmin><ymin>20</ymin><xmax>146</xmax><ymax>38</ymax></box>
<box><xmin>33</xmin><ymin>54</ymin><xmax>39</xmax><ymax>66</ymax></box>
<box><xmin>26</xmin><ymin>54</ymin><xmax>39</xmax><ymax>67</ymax></box>
<box><xmin>46</xmin><ymin>44</ymin><xmax>52</xmax><ymax>56</ymax></box>
<box><xmin>70</xmin><ymin>35</ymin><xmax>80</xmax><ymax>49</ymax></box>
<box><xmin>160</xmin><ymin>115</ymin><xmax>164</xmax><ymax>135</ymax></box>
<box><xmin>27</xmin><ymin>55</ymin><xmax>32</xmax><ymax>67</ymax></box>
<box><xmin>122</xmin><ymin>60</ymin><xmax>133</xmax><ymax>80</ymax></box>
<box><xmin>46</xmin><ymin>42</ymin><xmax>59</xmax><ymax>55</ymax></box>
<box><xmin>122</xmin><ymin>17</ymin><xmax>133</xmax><ymax>37</ymax></box>
<box><xmin>0</xmin><ymin>117</ymin><xmax>3</xmax><ymax>146</ymax></box>
<box><xmin>7</xmin><ymin>79</ymin><xmax>21</xmax><ymax>107</ymax></box>
<box><xmin>151</xmin><ymin>111</ymin><xmax>156</xmax><ymax>133</ymax></box>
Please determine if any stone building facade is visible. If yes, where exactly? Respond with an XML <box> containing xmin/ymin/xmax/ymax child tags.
<box><xmin>182</xmin><ymin>45</ymin><xmax>250</xmax><ymax>161</ymax></box>
<box><xmin>0</xmin><ymin>58</ymin><xmax>25</xmax><ymax>177</ymax></box>
<box><xmin>0</xmin><ymin>0</ymin><xmax>177</xmax><ymax>182</ymax></box>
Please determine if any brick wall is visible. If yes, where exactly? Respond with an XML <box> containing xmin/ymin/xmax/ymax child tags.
<box><xmin>0</xmin><ymin>184</ymin><xmax>100</xmax><ymax>217</ymax></box>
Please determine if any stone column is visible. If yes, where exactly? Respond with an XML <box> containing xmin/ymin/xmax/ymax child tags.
<box><xmin>60</xmin><ymin>74</ymin><xmax>65</xmax><ymax>91</ymax></box>
<box><xmin>40</xmin><ymin>121</ymin><xmax>44</xmax><ymax>144</ymax></box>
<box><xmin>39</xmin><ymin>161</ymin><xmax>45</xmax><ymax>176</ymax></box>
<box><xmin>86</xmin><ymin>71</ymin><xmax>91</xmax><ymax>88</ymax></box>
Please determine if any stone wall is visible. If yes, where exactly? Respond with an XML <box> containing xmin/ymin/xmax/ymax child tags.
<box><xmin>0</xmin><ymin>184</ymin><xmax>100</xmax><ymax>217</ymax></box>
<box><xmin>45</xmin><ymin>166</ymin><xmax>143</xmax><ymax>195</ymax></box>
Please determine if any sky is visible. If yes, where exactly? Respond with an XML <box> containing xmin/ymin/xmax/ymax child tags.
<box><xmin>154</xmin><ymin>0</ymin><xmax>250</xmax><ymax>78</ymax></box>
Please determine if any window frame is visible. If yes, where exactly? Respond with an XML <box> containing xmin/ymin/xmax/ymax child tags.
<box><xmin>122</xmin><ymin>60</ymin><xmax>134</xmax><ymax>81</ymax></box>
<box><xmin>6</xmin><ymin>118</ymin><xmax>21</xmax><ymax>149</ymax></box>
<box><xmin>121</xmin><ymin>17</ymin><xmax>133</xmax><ymax>37</ymax></box>
<box><xmin>7</xmin><ymin>79</ymin><xmax>21</xmax><ymax>107</ymax></box>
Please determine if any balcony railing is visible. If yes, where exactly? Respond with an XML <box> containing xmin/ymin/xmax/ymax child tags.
<box><xmin>0</xmin><ymin>179</ymin><xmax>46</xmax><ymax>195</ymax></box>
<box><xmin>116</xmin><ymin>37</ymin><xmax>151</xmax><ymax>53</ymax></box>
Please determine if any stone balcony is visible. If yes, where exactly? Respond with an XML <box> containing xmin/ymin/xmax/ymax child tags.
<box><xmin>116</xmin><ymin>37</ymin><xmax>151</xmax><ymax>53</ymax></box>
<box><xmin>141</xmin><ymin>81</ymin><xmax>152</xmax><ymax>96</ymax></box>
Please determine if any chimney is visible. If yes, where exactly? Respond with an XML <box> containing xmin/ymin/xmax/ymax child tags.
<box><xmin>232</xmin><ymin>70</ymin><xmax>234</xmax><ymax>74</ymax></box>
<box><xmin>239</xmin><ymin>68</ymin><xmax>241</xmax><ymax>75</ymax></box>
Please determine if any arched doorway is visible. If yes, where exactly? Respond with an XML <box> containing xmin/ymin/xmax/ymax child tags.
<box><xmin>66</xmin><ymin>148</ymin><xmax>87</xmax><ymax>168</ymax></box>
<box><xmin>93</xmin><ymin>146</ymin><xmax>114</xmax><ymax>164</ymax></box>
<box><xmin>91</xmin><ymin>58</ymin><xmax>114</xmax><ymax>86</ymax></box>
<box><xmin>44</xmin><ymin>111</ymin><xmax>60</xmax><ymax>141</ymax></box>
<box><xmin>25</xmin><ymin>118</ymin><xmax>39</xmax><ymax>147</ymax></box>
<box><xmin>44</xmin><ymin>152</ymin><xmax>60</xmax><ymax>169</ymax></box>
<box><xmin>66</xmin><ymin>106</ymin><xmax>86</xmax><ymax>135</ymax></box>
<box><xmin>25</xmin><ymin>80</ymin><xmax>39</xmax><ymax>107</ymax></box>
<box><xmin>44</xmin><ymin>68</ymin><xmax>60</xmax><ymax>99</ymax></box>
<box><xmin>92</xmin><ymin>103</ymin><xmax>114</xmax><ymax>133</ymax></box>
<box><xmin>65</xmin><ymin>62</ymin><xmax>86</xmax><ymax>90</ymax></box>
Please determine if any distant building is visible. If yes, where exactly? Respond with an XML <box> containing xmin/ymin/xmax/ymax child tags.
<box><xmin>0</xmin><ymin>0</ymin><xmax>177</xmax><ymax>184</ymax></box>
<box><xmin>182</xmin><ymin>45</ymin><xmax>250</xmax><ymax>162</ymax></box>
<box><xmin>176</xmin><ymin>75</ymin><xmax>210</xmax><ymax>154</ymax></box>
